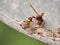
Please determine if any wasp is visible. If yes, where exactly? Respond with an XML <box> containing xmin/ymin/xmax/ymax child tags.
<box><xmin>26</xmin><ymin>4</ymin><xmax>44</xmax><ymax>25</ymax></box>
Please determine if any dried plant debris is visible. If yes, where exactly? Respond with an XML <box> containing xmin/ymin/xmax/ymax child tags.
<box><xmin>16</xmin><ymin>4</ymin><xmax>60</xmax><ymax>43</ymax></box>
<box><xmin>17</xmin><ymin>18</ymin><xmax>60</xmax><ymax>42</ymax></box>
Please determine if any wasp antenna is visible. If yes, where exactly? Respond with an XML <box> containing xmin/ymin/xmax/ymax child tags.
<box><xmin>29</xmin><ymin>4</ymin><xmax>39</xmax><ymax>16</ymax></box>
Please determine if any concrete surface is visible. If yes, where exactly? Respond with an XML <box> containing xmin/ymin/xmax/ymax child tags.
<box><xmin>0</xmin><ymin>12</ymin><xmax>60</xmax><ymax>45</ymax></box>
<box><xmin>0</xmin><ymin>0</ymin><xmax>60</xmax><ymax>30</ymax></box>
<box><xmin>0</xmin><ymin>0</ymin><xmax>60</xmax><ymax>45</ymax></box>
